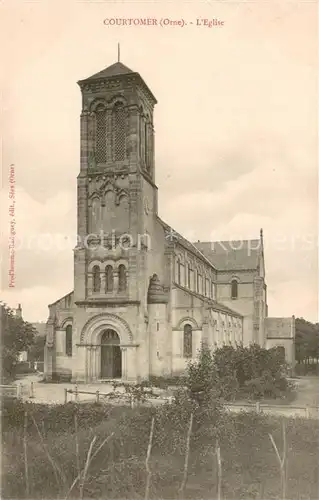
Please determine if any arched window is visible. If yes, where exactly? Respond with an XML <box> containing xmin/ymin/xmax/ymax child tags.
<box><xmin>187</xmin><ymin>264</ymin><xmax>191</xmax><ymax>288</ymax></box>
<box><xmin>92</xmin><ymin>266</ymin><xmax>101</xmax><ymax>293</ymax></box>
<box><xmin>231</xmin><ymin>279</ymin><xmax>238</xmax><ymax>299</ymax></box>
<box><xmin>183</xmin><ymin>324</ymin><xmax>192</xmax><ymax>358</ymax></box>
<box><xmin>95</xmin><ymin>104</ymin><xmax>106</xmax><ymax>163</ymax></box>
<box><xmin>65</xmin><ymin>325</ymin><xmax>72</xmax><ymax>357</ymax></box>
<box><xmin>144</xmin><ymin>121</ymin><xmax>148</xmax><ymax>167</ymax></box>
<box><xmin>118</xmin><ymin>265</ymin><xmax>127</xmax><ymax>292</ymax></box>
<box><xmin>105</xmin><ymin>265</ymin><xmax>114</xmax><ymax>292</ymax></box>
<box><xmin>112</xmin><ymin>103</ymin><xmax>126</xmax><ymax>161</ymax></box>
<box><xmin>177</xmin><ymin>260</ymin><xmax>182</xmax><ymax>284</ymax></box>
<box><xmin>139</xmin><ymin>113</ymin><xmax>142</xmax><ymax>159</ymax></box>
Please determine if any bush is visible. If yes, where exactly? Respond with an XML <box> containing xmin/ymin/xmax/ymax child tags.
<box><xmin>213</xmin><ymin>344</ymin><xmax>291</xmax><ymax>400</ymax></box>
<box><xmin>1</xmin><ymin>399</ymin><xmax>114</xmax><ymax>434</ymax></box>
<box><xmin>2</xmin><ymin>401</ymin><xmax>319</xmax><ymax>500</ymax></box>
<box><xmin>148</xmin><ymin>374</ymin><xmax>186</xmax><ymax>389</ymax></box>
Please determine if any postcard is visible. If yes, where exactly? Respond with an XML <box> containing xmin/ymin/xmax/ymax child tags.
<box><xmin>1</xmin><ymin>1</ymin><xmax>318</xmax><ymax>499</ymax></box>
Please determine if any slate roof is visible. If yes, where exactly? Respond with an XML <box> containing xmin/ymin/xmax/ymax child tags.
<box><xmin>208</xmin><ymin>300</ymin><xmax>243</xmax><ymax>317</ymax></box>
<box><xmin>82</xmin><ymin>62</ymin><xmax>134</xmax><ymax>81</ymax></box>
<box><xmin>78</xmin><ymin>61</ymin><xmax>157</xmax><ymax>104</ymax></box>
<box><xmin>157</xmin><ymin>217</ymin><xmax>218</xmax><ymax>270</ymax></box>
<box><xmin>158</xmin><ymin>217</ymin><xmax>261</xmax><ymax>272</ymax></box>
<box><xmin>193</xmin><ymin>240</ymin><xmax>261</xmax><ymax>271</ymax></box>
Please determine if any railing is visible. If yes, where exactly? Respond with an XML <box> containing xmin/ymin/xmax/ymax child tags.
<box><xmin>0</xmin><ymin>385</ymin><xmax>19</xmax><ymax>398</ymax></box>
<box><xmin>64</xmin><ymin>387</ymin><xmax>319</xmax><ymax>418</ymax></box>
<box><xmin>225</xmin><ymin>401</ymin><xmax>319</xmax><ymax>419</ymax></box>
<box><xmin>64</xmin><ymin>386</ymin><xmax>174</xmax><ymax>408</ymax></box>
<box><xmin>0</xmin><ymin>383</ymin><xmax>35</xmax><ymax>400</ymax></box>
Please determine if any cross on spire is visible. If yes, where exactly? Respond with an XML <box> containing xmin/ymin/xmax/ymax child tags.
<box><xmin>117</xmin><ymin>43</ymin><xmax>120</xmax><ymax>62</ymax></box>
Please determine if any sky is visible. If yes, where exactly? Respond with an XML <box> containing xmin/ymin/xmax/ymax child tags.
<box><xmin>1</xmin><ymin>0</ymin><xmax>318</xmax><ymax>323</ymax></box>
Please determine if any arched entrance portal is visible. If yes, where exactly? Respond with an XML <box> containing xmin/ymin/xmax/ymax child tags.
<box><xmin>100</xmin><ymin>329</ymin><xmax>122</xmax><ymax>379</ymax></box>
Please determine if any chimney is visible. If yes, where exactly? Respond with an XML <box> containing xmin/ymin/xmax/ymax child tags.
<box><xmin>16</xmin><ymin>303</ymin><xmax>22</xmax><ymax>318</ymax></box>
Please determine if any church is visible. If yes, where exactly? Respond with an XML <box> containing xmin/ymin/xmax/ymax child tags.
<box><xmin>44</xmin><ymin>59</ymin><xmax>295</xmax><ymax>382</ymax></box>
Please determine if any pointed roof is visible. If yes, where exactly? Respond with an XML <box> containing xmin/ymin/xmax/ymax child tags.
<box><xmin>83</xmin><ymin>62</ymin><xmax>134</xmax><ymax>81</ymax></box>
<box><xmin>193</xmin><ymin>239</ymin><xmax>261</xmax><ymax>271</ymax></box>
<box><xmin>78</xmin><ymin>61</ymin><xmax>157</xmax><ymax>104</ymax></box>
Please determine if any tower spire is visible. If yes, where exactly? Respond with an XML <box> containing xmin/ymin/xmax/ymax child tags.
<box><xmin>117</xmin><ymin>43</ymin><xmax>120</xmax><ymax>62</ymax></box>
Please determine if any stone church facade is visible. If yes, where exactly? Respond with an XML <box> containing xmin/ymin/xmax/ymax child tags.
<box><xmin>44</xmin><ymin>60</ymin><xmax>295</xmax><ymax>382</ymax></box>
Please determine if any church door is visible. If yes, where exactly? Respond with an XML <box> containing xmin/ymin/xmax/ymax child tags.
<box><xmin>100</xmin><ymin>329</ymin><xmax>122</xmax><ymax>379</ymax></box>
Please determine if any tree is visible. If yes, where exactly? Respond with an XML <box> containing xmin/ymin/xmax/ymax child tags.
<box><xmin>213</xmin><ymin>343</ymin><xmax>289</xmax><ymax>400</ymax></box>
<box><xmin>0</xmin><ymin>303</ymin><xmax>36</xmax><ymax>382</ymax></box>
<box><xmin>295</xmin><ymin>318</ymin><xmax>319</xmax><ymax>364</ymax></box>
<box><xmin>186</xmin><ymin>342</ymin><xmax>220</xmax><ymax>406</ymax></box>
<box><xmin>28</xmin><ymin>334</ymin><xmax>46</xmax><ymax>362</ymax></box>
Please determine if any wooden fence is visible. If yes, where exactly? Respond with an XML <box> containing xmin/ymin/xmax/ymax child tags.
<box><xmin>225</xmin><ymin>401</ymin><xmax>319</xmax><ymax>419</ymax></box>
<box><xmin>0</xmin><ymin>383</ymin><xmax>35</xmax><ymax>400</ymax></box>
<box><xmin>64</xmin><ymin>386</ymin><xmax>173</xmax><ymax>408</ymax></box>
<box><xmin>0</xmin><ymin>385</ymin><xmax>19</xmax><ymax>399</ymax></box>
<box><xmin>64</xmin><ymin>387</ymin><xmax>319</xmax><ymax>418</ymax></box>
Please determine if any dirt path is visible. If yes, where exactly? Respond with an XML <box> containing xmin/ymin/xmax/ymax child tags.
<box><xmin>13</xmin><ymin>375</ymin><xmax>319</xmax><ymax>410</ymax></box>
<box><xmin>292</xmin><ymin>377</ymin><xmax>319</xmax><ymax>407</ymax></box>
<box><xmin>13</xmin><ymin>374</ymin><xmax>114</xmax><ymax>404</ymax></box>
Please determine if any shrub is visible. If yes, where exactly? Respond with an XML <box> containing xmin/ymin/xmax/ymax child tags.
<box><xmin>213</xmin><ymin>344</ymin><xmax>291</xmax><ymax>400</ymax></box>
<box><xmin>148</xmin><ymin>374</ymin><xmax>186</xmax><ymax>389</ymax></box>
<box><xmin>2</xmin><ymin>400</ymin><xmax>319</xmax><ymax>500</ymax></box>
<box><xmin>1</xmin><ymin>399</ymin><xmax>114</xmax><ymax>434</ymax></box>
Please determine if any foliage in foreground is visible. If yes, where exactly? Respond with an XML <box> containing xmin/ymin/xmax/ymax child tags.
<box><xmin>2</xmin><ymin>396</ymin><xmax>319</xmax><ymax>500</ymax></box>
<box><xmin>295</xmin><ymin>317</ymin><xmax>319</xmax><ymax>367</ymax></box>
<box><xmin>156</xmin><ymin>342</ymin><xmax>293</xmax><ymax>401</ymax></box>
<box><xmin>0</xmin><ymin>303</ymin><xmax>36</xmax><ymax>383</ymax></box>
<box><xmin>212</xmin><ymin>343</ymin><xmax>292</xmax><ymax>400</ymax></box>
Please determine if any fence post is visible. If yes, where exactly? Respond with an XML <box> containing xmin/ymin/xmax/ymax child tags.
<box><xmin>74</xmin><ymin>385</ymin><xmax>79</xmax><ymax>403</ymax></box>
<box><xmin>64</xmin><ymin>388</ymin><xmax>68</xmax><ymax>404</ymax></box>
<box><xmin>29</xmin><ymin>382</ymin><xmax>34</xmax><ymax>399</ymax></box>
<box><xmin>256</xmin><ymin>401</ymin><xmax>260</xmax><ymax>414</ymax></box>
<box><xmin>96</xmin><ymin>390</ymin><xmax>100</xmax><ymax>403</ymax></box>
<box><xmin>305</xmin><ymin>406</ymin><xmax>310</xmax><ymax>419</ymax></box>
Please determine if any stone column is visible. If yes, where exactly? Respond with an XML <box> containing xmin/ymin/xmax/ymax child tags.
<box><xmin>101</xmin><ymin>272</ymin><xmax>106</xmax><ymax>294</ymax></box>
<box><xmin>84</xmin><ymin>346</ymin><xmax>89</xmax><ymax>383</ymax></box>
<box><xmin>92</xmin><ymin>346</ymin><xmax>98</xmax><ymax>381</ymax></box>
<box><xmin>113</xmin><ymin>271</ymin><xmax>119</xmax><ymax>294</ymax></box>
<box><xmin>96</xmin><ymin>347</ymin><xmax>101</xmax><ymax>380</ymax></box>
<box><xmin>120</xmin><ymin>347</ymin><xmax>127</xmax><ymax>380</ymax></box>
<box><xmin>87</xmin><ymin>274</ymin><xmax>93</xmax><ymax>295</ymax></box>
<box><xmin>87</xmin><ymin>347</ymin><xmax>93</xmax><ymax>381</ymax></box>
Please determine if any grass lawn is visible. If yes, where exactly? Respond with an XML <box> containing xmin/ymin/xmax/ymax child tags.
<box><xmin>2</xmin><ymin>398</ymin><xmax>319</xmax><ymax>500</ymax></box>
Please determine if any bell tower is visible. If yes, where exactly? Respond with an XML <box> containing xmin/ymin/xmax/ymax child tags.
<box><xmin>74</xmin><ymin>59</ymin><xmax>158</xmax><ymax>306</ymax></box>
